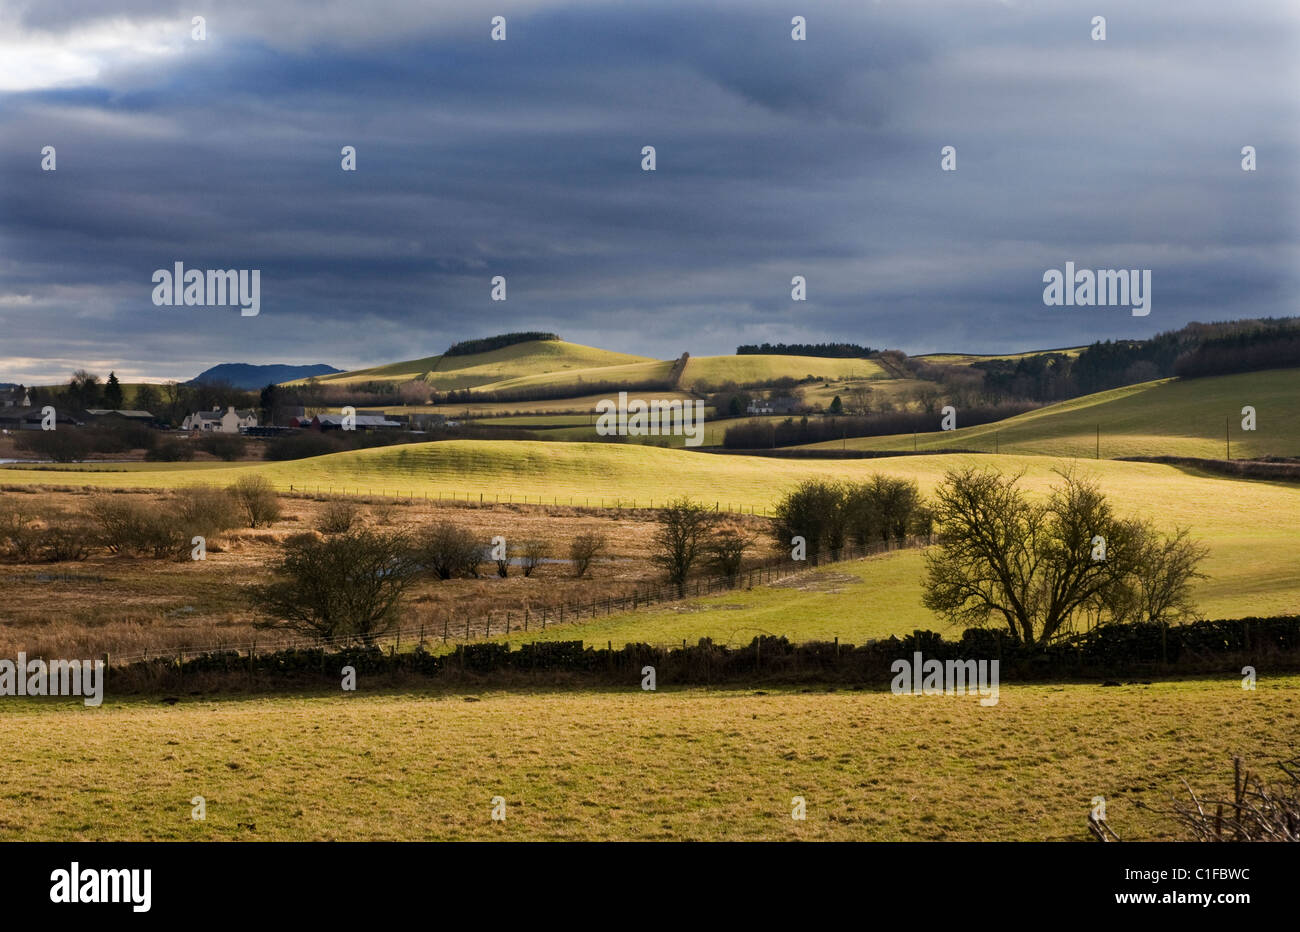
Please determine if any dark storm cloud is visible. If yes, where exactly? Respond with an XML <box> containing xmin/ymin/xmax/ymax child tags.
<box><xmin>0</xmin><ymin>0</ymin><xmax>1296</xmax><ymax>382</ymax></box>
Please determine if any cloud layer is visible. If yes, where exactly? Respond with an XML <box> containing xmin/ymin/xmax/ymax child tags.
<box><xmin>1</xmin><ymin>0</ymin><xmax>1297</xmax><ymax>382</ymax></box>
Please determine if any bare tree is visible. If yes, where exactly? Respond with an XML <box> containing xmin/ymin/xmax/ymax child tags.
<box><xmin>420</xmin><ymin>521</ymin><xmax>481</xmax><ymax>579</ymax></box>
<box><xmin>1136</xmin><ymin>756</ymin><xmax>1300</xmax><ymax>842</ymax></box>
<box><xmin>568</xmin><ymin>532</ymin><xmax>606</xmax><ymax>578</ymax></box>
<box><xmin>229</xmin><ymin>475</ymin><xmax>281</xmax><ymax>528</ymax></box>
<box><xmin>923</xmin><ymin>466</ymin><xmax>1150</xmax><ymax>644</ymax></box>
<box><xmin>708</xmin><ymin>525</ymin><xmax>753</xmax><ymax>587</ymax></box>
<box><xmin>520</xmin><ymin>539</ymin><xmax>550</xmax><ymax>577</ymax></box>
<box><xmin>652</xmin><ymin>497</ymin><xmax>717</xmax><ymax>595</ymax></box>
<box><xmin>255</xmin><ymin>529</ymin><xmax>419</xmax><ymax>642</ymax></box>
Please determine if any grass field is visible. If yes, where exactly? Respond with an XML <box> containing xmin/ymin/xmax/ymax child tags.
<box><xmin>462</xmin><ymin>549</ymin><xmax>939</xmax><ymax>648</ymax></box>
<box><xmin>915</xmin><ymin>347</ymin><xmax>1086</xmax><ymax>366</ymax></box>
<box><xmin>302</xmin><ymin>340</ymin><xmax>654</xmax><ymax>389</ymax></box>
<box><xmin>681</xmin><ymin>354</ymin><xmax>886</xmax><ymax>388</ymax></box>
<box><xmin>6</xmin><ymin>443</ymin><xmax>1299</xmax><ymax>621</ymax></box>
<box><xmin>799</xmin><ymin>369</ymin><xmax>1300</xmax><ymax>459</ymax></box>
<box><xmin>299</xmin><ymin>339</ymin><xmax>894</xmax><ymax>397</ymax></box>
<box><xmin>2</xmin><ymin>676</ymin><xmax>1292</xmax><ymax>840</ymax></box>
<box><xmin>374</xmin><ymin>390</ymin><xmax>703</xmax><ymax>418</ymax></box>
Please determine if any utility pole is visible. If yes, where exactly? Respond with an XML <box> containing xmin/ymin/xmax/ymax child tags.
<box><xmin>1096</xmin><ymin>424</ymin><xmax>1100</xmax><ymax>460</ymax></box>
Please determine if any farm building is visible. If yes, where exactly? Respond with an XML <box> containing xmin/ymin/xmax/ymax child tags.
<box><xmin>182</xmin><ymin>406</ymin><xmax>259</xmax><ymax>433</ymax></box>
<box><xmin>0</xmin><ymin>406</ymin><xmax>83</xmax><ymax>430</ymax></box>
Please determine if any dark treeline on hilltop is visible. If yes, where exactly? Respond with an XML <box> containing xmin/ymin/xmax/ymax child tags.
<box><xmin>968</xmin><ymin>317</ymin><xmax>1300</xmax><ymax>403</ymax></box>
<box><xmin>736</xmin><ymin>342</ymin><xmax>874</xmax><ymax>358</ymax></box>
<box><xmin>444</xmin><ymin>332</ymin><xmax>560</xmax><ymax>357</ymax></box>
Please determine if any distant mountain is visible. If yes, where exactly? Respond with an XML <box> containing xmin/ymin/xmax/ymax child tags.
<box><xmin>189</xmin><ymin>363</ymin><xmax>342</xmax><ymax>389</ymax></box>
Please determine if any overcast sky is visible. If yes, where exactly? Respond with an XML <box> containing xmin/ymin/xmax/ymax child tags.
<box><xmin>1</xmin><ymin>0</ymin><xmax>1297</xmax><ymax>383</ymax></box>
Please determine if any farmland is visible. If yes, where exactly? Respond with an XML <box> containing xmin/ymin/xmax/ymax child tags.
<box><xmin>5</xmin><ymin>444</ymin><xmax>1299</xmax><ymax>634</ymax></box>
<box><xmin>302</xmin><ymin>339</ymin><xmax>655</xmax><ymax>390</ymax></box>
<box><xmin>798</xmin><ymin>369</ymin><xmax>1300</xmax><ymax>460</ymax></box>
<box><xmin>1</xmin><ymin>676</ymin><xmax>1293</xmax><ymax>841</ymax></box>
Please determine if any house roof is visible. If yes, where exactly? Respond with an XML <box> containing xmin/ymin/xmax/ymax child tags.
<box><xmin>87</xmin><ymin>409</ymin><xmax>155</xmax><ymax>418</ymax></box>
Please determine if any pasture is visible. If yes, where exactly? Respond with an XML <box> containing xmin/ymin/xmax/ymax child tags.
<box><xmin>5</xmin><ymin>444</ymin><xmax>1299</xmax><ymax>624</ymax></box>
<box><xmin>798</xmin><ymin>369</ymin><xmax>1300</xmax><ymax>460</ymax></box>
<box><xmin>1</xmin><ymin>676</ymin><xmax>1293</xmax><ymax>841</ymax></box>
<box><xmin>303</xmin><ymin>339</ymin><xmax>653</xmax><ymax>389</ymax></box>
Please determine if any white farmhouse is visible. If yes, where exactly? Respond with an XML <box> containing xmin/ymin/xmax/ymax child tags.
<box><xmin>182</xmin><ymin>405</ymin><xmax>259</xmax><ymax>433</ymax></box>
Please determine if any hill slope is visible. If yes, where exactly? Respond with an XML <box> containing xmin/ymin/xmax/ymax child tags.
<box><xmin>6</xmin><ymin>442</ymin><xmax>1298</xmax><ymax>620</ymax></box>
<box><xmin>191</xmin><ymin>363</ymin><xmax>341</xmax><ymax>388</ymax></box>
<box><xmin>797</xmin><ymin>368</ymin><xmax>1300</xmax><ymax>460</ymax></box>
<box><xmin>303</xmin><ymin>340</ymin><xmax>655</xmax><ymax>390</ymax></box>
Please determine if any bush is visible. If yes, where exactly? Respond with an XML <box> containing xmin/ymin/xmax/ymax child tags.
<box><xmin>39</xmin><ymin>522</ymin><xmax>94</xmax><ymax>562</ymax></box>
<box><xmin>87</xmin><ymin>422</ymin><xmax>156</xmax><ymax>454</ymax></box>
<box><xmin>229</xmin><ymin>475</ymin><xmax>281</xmax><ymax>528</ymax></box>
<box><xmin>87</xmin><ymin>499</ymin><xmax>189</xmax><ymax>556</ymax></box>
<box><xmin>315</xmin><ymin>499</ymin><xmax>360</xmax><ymax>534</ymax></box>
<box><xmin>420</xmin><ymin>522</ymin><xmax>481</xmax><ymax>580</ymax></box>
<box><xmin>15</xmin><ymin>429</ymin><xmax>92</xmax><ymax>463</ymax></box>
<box><xmin>146</xmin><ymin>437</ymin><xmax>196</xmax><ymax>461</ymax></box>
<box><xmin>569</xmin><ymin>532</ymin><xmax>606</xmax><ymax>578</ymax></box>
<box><xmin>87</xmin><ymin>496</ymin><xmax>144</xmax><ymax>554</ymax></box>
<box><xmin>86</xmin><ymin>495</ymin><xmax>188</xmax><ymax>559</ymax></box>
<box><xmin>0</xmin><ymin>499</ymin><xmax>42</xmax><ymax>562</ymax></box>
<box><xmin>264</xmin><ymin>432</ymin><xmax>343</xmax><ymax>461</ymax></box>
<box><xmin>254</xmin><ymin>528</ymin><xmax>419</xmax><ymax>642</ymax></box>
<box><xmin>708</xmin><ymin>525</ymin><xmax>753</xmax><ymax>586</ymax></box>
<box><xmin>197</xmin><ymin>433</ymin><xmax>246</xmax><ymax>461</ymax></box>
<box><xmin>520</xmin><ymin>539</ymin><xmax>550</xmax><ymax>578</ymax></box>
<box><xmin>174</xmin><ymin>485</ymin><xmax>241</xmax><ymax>542</ymax></box>
<box><xmin>651</xmin><ymin>498</ymin><xmax>717</xmax><ymax>594</ymax></box>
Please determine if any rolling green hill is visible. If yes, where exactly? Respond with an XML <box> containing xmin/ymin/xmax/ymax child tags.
<box><xmin>797</xmin><ymin>369</ymin><xmax>1300</xmax><ymax>460</ymax></box>
<box><xmin>6</xmin><ymin>442</ymin><xmax>1298</xmax><ymax>620</ymax></box>
<box><xmin>681</xmin><ymin>354</ymin><xmax>886</xmax><ymax>388</ymax></box>
<box><xmin>300</xmin><ymin>340</ymin><xmax>655</xmax><ymax>390</ymax></box>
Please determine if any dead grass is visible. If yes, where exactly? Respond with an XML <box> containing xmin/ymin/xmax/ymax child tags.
<box><xmin>0</xmin><ymin>488</ymin><xmax>778</xmax><ymax>658</ymax></box>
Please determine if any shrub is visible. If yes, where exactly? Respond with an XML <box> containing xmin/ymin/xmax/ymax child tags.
<box><xmin>197</xmin><ymin>433</ymin><xmax>246</xmax><ymax>461</ymax></box>
<box><xmin>708</xmin><ymin>525</ymin><xmax>753</xmax><ymax>586</ymax></box>
<box><xmin>771</xmin><ymin>480</ymin><xmax>842</xmax><ymax>563</ymax></box>
<box><xmin>420</xmin><ymin>522</ymin><xmax>481</xmax><ymax>579</ymax></box>
<box><xmin>315</xmin><ymin>499</ymin><xmax>360</xmax><ymax>534</ymax></box>
<box><xmin>87</xmin><ymin>496</ymin><xmax>145</xmax><ymax>554</ymax></box>
<box><xmin>651</xmin><ymin>498</ymin><xmax>717</xmax><ymax>594</ymax></box>
<box><xmin>254</xmin><ymin>529</ymin><xmax>419</xmax><ymax>642</ymax></box>
<box><xmin>86</xmin><ymin>495</ymin><xmax>188</xmax><ymax>559</ymax></box>
<box><xmin>520</xmin><ymin>539</ymin><xmax>550</xmax><ymax>578</ymax></box>
<box><xmin>264</xmin><ymin>432</ymin><xmax>343</xmax><ymax>461</ymax></box>
<box><xmin>146</xmin><ymin>437</ymin><xmax>196</xmax><ymax>461</ymax></box>
<box><xmin>0</xmin><ymin>499</ymin><xmax>41</xmax><ymax>562</ymax></box>
<box><xmin>40</xmin><ymin>522</ymin><xmax>94</xmax><ymax>562</ymax></box>
<box><xmin>15</xmin><ymin>429</ymin><xmax>92</xmax><ymax>463</ymax></box>
<box><xmin>229</xmin><ymin>475</ymin><xmax>281</xmax><ymax>527</ymax></box>
<box><xmin>174</xmin><ymin>484</ymin><xmax>241</xmax><ymax>542</ymax></box>
<box><xmin>568</xmin><ymin>532</ymin><xmax>606</xmax><ymax>578</ymax></box>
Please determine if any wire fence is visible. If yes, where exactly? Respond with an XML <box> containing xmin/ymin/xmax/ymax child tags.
<box><xmin>100</xmin><ymin>534</ymin><xmax>929</xmax><ymax>667</ymax></box>
<box><xmin>271</xmin><ymin>483</ymin><xmax>776</xmax><ymax>517</ymax></box>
